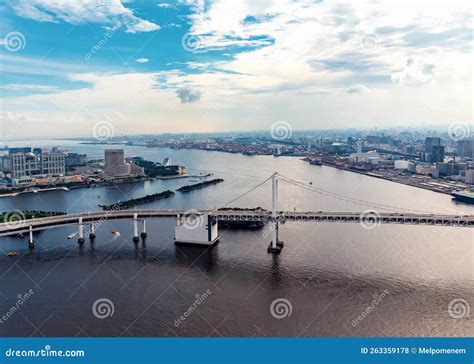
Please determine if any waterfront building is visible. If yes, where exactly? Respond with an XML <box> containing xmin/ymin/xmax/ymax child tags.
<box><xmin>465</xmin><ymin>169</ymin><xmax>474</xmax><ymax>184</ymax></box>
<box><xmin>41</xmin><ymin>150</ymin><xmax>66</xmax><ymax>175</ymax></box>
<box><xmin>416</xmin><ymin>164</ymin><xmax>435</xmax><ymax>175</ymax></box>
<box><xmin>407</xmin><ymin>162</ymin><xmax>417</xmax><ymax>173</ymax></box>
<box><xmin>457</xmin><ymin>139</ymin><xmax>474</xmax><ymax>158</ymax></box>
<box><xmin>436</xmin><ymin>162</ymin><xmax>455</xmax><ymax>177</ymax></box>
<box><xmin>65</xmin><ymin>153</ymin><xmax>87</xmax><ymax>167</ymax></box>
<box><xmin>348</xmin><ymin>150</ymin><xmax>382</xmax><ymax>164</ymax></box>
<box><xmin>6</xmin><ymin>148</ymin><xmax>66</xmax><ymax>179</ymax></box>
<box><xmin>394</xmin><ymin>160</ymin><xmax>409</xmax><ymax>170</ymax></box>
<box><xmin>104</xmin><ymin>149</ymin><xmax>131</xmax><ymax>176</ymax></box>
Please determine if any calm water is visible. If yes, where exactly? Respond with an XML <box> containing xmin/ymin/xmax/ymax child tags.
<box><xmin>0</xmin><ymin>140</ymin><xmax>472</xmax><ymax>337</ymax></box>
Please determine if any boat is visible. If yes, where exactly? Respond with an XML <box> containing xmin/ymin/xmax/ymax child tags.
<box><xmin>7</xmin><ymin>251</ymin><xmax>17</xmax><ymax>257</ymax></box>
<box><xmin>67</xmin><ymin>232</ymin><xmax>77</xmax><ymax>239</ymax></box>
<box><xmin>310</xmin><ymin>159</ymin><xmax>322</xmax><ymax>166</ymax></box>
<box><xmin>111</xmin><ymin>230</ymin><xmax>118</xmax><ymax>234</ymax></box>
<box><xmin>451</xmin><ymin>188</ymin><xmax>474</xmax><ymax>204</ymax></box>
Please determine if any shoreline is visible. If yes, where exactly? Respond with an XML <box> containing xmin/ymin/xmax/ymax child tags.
<box><xmin>0</xmin><ymin>173</ymin><xmax>212</xmax><ymax>198</ymax></box>
<box><xmin>312</xmin><ymin>161</ymin><xmax>458</xmax><ymax>196</ymax></box>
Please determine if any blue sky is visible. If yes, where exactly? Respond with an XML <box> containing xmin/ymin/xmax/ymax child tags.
<box><xmin>0</xmin><ymin>0</ymin><xmax>472</xmax><ymax>138</ymax></box>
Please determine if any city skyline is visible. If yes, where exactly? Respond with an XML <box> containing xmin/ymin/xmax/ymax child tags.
<box><xmin>0</xmin><ymin>0</ymin><xmax>472</xmax><ymax>139</ymax></box>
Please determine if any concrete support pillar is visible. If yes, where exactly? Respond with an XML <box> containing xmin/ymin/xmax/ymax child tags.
<box><xmin>141</xmin><ymin>220</ymin><xmax>147</xmax><ymax>239</ymax></box>
<box><xmin>28</xmin><ymin>225</ymin><xmax>34</xmax><ymax>249</ymax></box>
<box><xmin>78</xmin><ymin>217</ymin><xmax>85</xmax><ymax>244</ymax></box>
<box><xmin>133</xmin><ymin>213</ymin><xmax>139</xmax><ymax>242</ymax></box>
<box><xmin>89</xmin><ymin>223</ymin><xmax>96</xmax><ymax>240</ymax></box>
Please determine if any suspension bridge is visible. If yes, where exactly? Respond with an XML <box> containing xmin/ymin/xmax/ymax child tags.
<box><xmin>0</xmin><ymin>173</ymin><xmax>472</xmax><ymax>253</ymax></box>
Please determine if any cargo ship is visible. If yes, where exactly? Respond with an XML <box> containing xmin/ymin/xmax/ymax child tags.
<box><xmin>451</xmin><ymin>188</ymin><xmax>474</xmax><ymax>204</ymax></box>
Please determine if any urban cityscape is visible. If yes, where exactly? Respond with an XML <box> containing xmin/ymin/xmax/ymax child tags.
<box><xmin>0</xmin><ymin>0</ymin><xmax>472</xmax><ymax>362</ymax></box>
<box><xmin>1</xmin><ymin>128</ymin><xmax>473</xmax><ymax>201</ymax></box>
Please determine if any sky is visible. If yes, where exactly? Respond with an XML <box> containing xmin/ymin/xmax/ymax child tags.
<box><xmin>0</xmin><ymin>0</ymin><xmax>472</xmax><ymax>139</ymax></box>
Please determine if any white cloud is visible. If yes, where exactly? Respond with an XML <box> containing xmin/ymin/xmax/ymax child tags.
<box><xmin>8</xmin><ymin>0</ymin><xmax>160</xmax><ymax>33</ymax></box>
<box><xmin>135</xmin><ymin>58</ymin><xmax>149</xmax><ymax>63</ymax></box>
<box><xmin>391</xmin><ymin>57</ymin><xmax>436</xmax><ymax>86</ymax></box>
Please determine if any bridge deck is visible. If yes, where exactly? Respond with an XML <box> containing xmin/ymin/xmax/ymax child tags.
<box><xmin>0</xmin><ymin>209</ymin><xmax>472</xmax><ymax>236</ymax></box>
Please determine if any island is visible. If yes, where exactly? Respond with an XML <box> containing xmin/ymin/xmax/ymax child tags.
<box><xmin>99</xmin><ymin>190</ymin><xmax>175</xmax><ymax>210</ymax></box>
<box><xmin>176</xmin><ymin>179</ymin><xmax>224</xmax><ymax>192</ymax></box>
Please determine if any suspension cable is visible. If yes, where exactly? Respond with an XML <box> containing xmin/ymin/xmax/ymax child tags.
<box><xmin>276</xmin><ymin>173</ymin><xmax>433</xmax><ymax>214</ymax></box>
<box><xmin>216</xmin><ymin>174</ymin><xmax>275</xmax><ymax>210</ymax></box>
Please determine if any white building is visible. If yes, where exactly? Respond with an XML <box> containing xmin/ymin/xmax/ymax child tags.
<box><xmin>9</xmin><ymin>150</ymin><xmax>65</xmax><ymax>178</ymax></box>
<box><xmin>349</xmin><ymin>151</ymin><xmax>382</xmax><ymax>164</ymax></box>
<box><xmin>394</xmin><ymin>160</ymin><xmax>410</xmax><ymax>170</ymax></box>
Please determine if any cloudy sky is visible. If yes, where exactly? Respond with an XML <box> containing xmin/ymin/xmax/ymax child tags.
<box><xmin>0</xmin><ymin>0</ymin><xmax>472</xmax><ymax>138</ymax></box>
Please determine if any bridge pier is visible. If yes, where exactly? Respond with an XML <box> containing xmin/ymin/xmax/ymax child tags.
<box><xmin>133</xmin><ymin>213</ymin><xmax>140</xmax><ymax>243</ymax></box>
<box><xmin>28</xmin><ymin>225</ymin><xmax>34</xmax><ymax>249</ymax></box>
<box><xmin>141</xmin><ymin>220</ymin><xmax>147</xmax><ymax>240</ymax></box>
<box><xmin>268</xmin><ymin>173</ymin><xmax>283</xmax><ymax>254</ymax></box>
<box><xmin>78</xmin><ymin>217</ymin><xmax>85</xmax><ymax>244</ymax></box>
<box><xmin>89</xmin><ymin>223</ymin><xmax>96</xmax><ymax>240</ymax></box>
<box><xmin>175</xmin><ymin>214</ymin><xmax>219</xmax><ymax>246</ymax></box>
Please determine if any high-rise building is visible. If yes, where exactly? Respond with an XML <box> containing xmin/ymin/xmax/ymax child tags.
<box><xmin>104</xmin><ymin>149</ymin><xmax>131</xmax><ymax>176</ymax></box>
<box><xmin>422</xmin><ymin>137</ymin><xmax>444</xmax><ymax>163</ymax></box>
<box><xmin>430</xmin><ymin>145</ymin><xmax>445</xmax><ymax>163</ymax></box>
<box><xmin>457</xmin><ymin>139</ymin><xmax>474</xmax><ymax>158</ymax></box>
<box><xmin>424</xmin><ymin>137</ymin><xmax>441</xmax><ymax>150</ymax></box>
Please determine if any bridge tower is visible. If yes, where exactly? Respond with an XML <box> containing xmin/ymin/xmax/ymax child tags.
<box><xmin>268</xmin><ymin>173</ymin><xmax>284</xmax><ymax>254</ymax></box>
